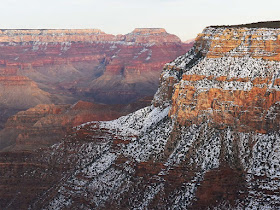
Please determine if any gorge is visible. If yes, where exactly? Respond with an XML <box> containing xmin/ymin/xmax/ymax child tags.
<box><xmin>2</xmin><ymin>21</ymin><xmax>280</xmax><ymax>209</ymax></box>
<box><xmin>0</xmin><ymin>28</ymin><xmax>192</xmax><ymax>151</ymax></box>
<box><xmin>0</xmin><ymin>28</ymin><xmax>192</xmax><ymax>128</ymax></box>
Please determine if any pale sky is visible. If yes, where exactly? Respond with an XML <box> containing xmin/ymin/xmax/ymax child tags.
<box><xmin>1</xmin><ymin>0</ymin><xmax>280</xmax><ymax>40</ymax></box>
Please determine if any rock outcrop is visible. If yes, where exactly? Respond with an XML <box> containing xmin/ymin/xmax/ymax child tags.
<box><xmin>125</xmin><ymin>28</ymin><xmax>181</xmax><ymax>43</ymax></box>
<box><xmin>4</xmin><ymin>21</ymin><xmax>280</xmax><ymax>209</ymax></box>
<box><xmin>165</xmin><ymin>25</ymin><xmax>280</xmax><ymax>134</ymax></box>
<box><xmin>0</xmin><ymin>28</ymin><xmax>181</xmax><ymax>43</ymax></box>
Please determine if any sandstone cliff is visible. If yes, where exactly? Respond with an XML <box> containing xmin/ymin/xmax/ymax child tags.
<box><xmin>4</xmin><ymin>22</ymin><xmax>280</xmax><ymax>209</ymax></box>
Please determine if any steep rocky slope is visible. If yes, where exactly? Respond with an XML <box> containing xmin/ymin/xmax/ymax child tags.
<box><xmin>2</xmin><ymin>21</ymin><xmax>280</xmax><ymax>209</ymax></box>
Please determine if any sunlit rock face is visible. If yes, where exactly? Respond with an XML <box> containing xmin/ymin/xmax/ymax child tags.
<box><xmin>2</xmin><ymin>22</ymin><xmax>280</xmax><ymax>209</ymax></box>
<box><xmin>167</xmin><ymin>24</ymin><xmax>280</xmax><ymax>133</ymax></box>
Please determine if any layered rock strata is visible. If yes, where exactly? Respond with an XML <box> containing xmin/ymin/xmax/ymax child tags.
<box><xmin>3</xmin><ymin>22</ymin><xmax>280</xmax><ymax>209</ymax></box>
<box><xmin>0</xmin><ymin>28</ymin><xmax>191</xmax><ymax>104</ymax></box>
<box><xmin>0</xmin><ymin>97</ymin><xmax>152</xmax><ymax>152</ymax></box>
<box><xmin>0</xmin><ymin>28</ymin><xmax>192</xmax><ymax>127</ymax></box>
<box><xmin>0</xmin><ymin>75</ymin><xmax>54</xmax><ymax>128</ymax></box>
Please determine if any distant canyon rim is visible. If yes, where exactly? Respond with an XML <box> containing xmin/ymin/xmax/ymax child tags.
<box><xmin>0</xmin><ymin>28</ymin><xmax>193</xmax><ymax>151</ymax></box>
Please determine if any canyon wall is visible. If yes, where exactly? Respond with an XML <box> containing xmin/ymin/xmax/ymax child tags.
<box><xmin>166</xmin><ymin>26</ymin><xmax>280</xmax><ymax>133</ymax></box>
<box><xmin>5</xmin><ymin>22</ymin><xmax>280</xmax><ymax>209</ymax></box>
<box><xmin>43</xmin><ymin>22</ymin><xmax>280</xmax><ymax>209</ymax></box>
<box><xmin>0</xmin><ymin>28</ymin><xmax>192</xmax><ymax>128</ymax></box>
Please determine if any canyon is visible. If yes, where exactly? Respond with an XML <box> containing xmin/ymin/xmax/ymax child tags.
<box><xmin>2</xmin><ymin>21</ymin><xmax>280</xmax><ymax>209</ymax></box>
<box><xmin>0</xmin><ymin>28</ymin><xmax>192</xmax><ymax>129</ymax></box>
<box><xmin>0</xmin><ymin>28</ymin><xmax>192</xmax><ymax>152</ymax></box>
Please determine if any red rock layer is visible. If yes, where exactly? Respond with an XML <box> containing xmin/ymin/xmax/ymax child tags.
<box><xmin>0</xmin><ymin>97</ymin><xmax>152</xmax><ymax>151</ymax></box>
<box><xmin>0</xmin><ymin>29</ymin><xmax>193</xmax><ymax>106</ymax></box>
<box><xmin>190</xmin><ymin>166</ymin><xmax>247</xmax><ymax>209</ymax></box>
<box><xmin>0</xmin><ymin>28</ymin><xmax>193</xmax><ymax>129</ymax></box>
<box><xmin>0</xmin><ymin>28</ymin><xmax>181</xmax><ymax>44</ymax></box>
<box><xmin>195</xmin><ymin>28</ymin><xmax>280</xmax><ymax>60</ymax></box>
<box><xmin>170</xmin><ymin>75</ymin><xmax>280</xmax><ymax>133</ymax></box>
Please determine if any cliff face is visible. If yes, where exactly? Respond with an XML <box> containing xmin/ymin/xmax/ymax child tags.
<box><xmin>195</xmin><ymin>27</ymin><xmax>280</xmax><ymax>60</ymax></box>
<box><xmin>4</xmin><ymin>23</ymin><xmax>280</xmax><ymax>209</ymax></box>
<box><xmin>125</xmin><ymin>28</ymin><xmax>181</xmax><ymax>43</ymax></box>
<box><xmin>166</xmin><ymin>26</ymin><xmax>280</xmax><ymax>133</ymax></box>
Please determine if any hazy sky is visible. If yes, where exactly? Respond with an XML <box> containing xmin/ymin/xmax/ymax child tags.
<box><xmin>1</xmin><ymin>0</ymin><xmax>280</xmax><ymax>40</ymax></box>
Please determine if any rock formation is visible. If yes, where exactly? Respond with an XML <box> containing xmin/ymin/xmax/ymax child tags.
<box><xmin>0</xmin><ymin>97</ymin><xmax>152</xmax><ymax>152</ymax></box>
<box><xmin>0</xmin><ymin>28</ymin><xmax>193</xmax><ymax>128</ymax></box>
<box><xmin>0</xmin><ymin>75</ymin><xmax>54</xmax><ymax>129</ymax></box>
<box><xmin>4</xmin><ymin>21</ymin><xmax>280</xmax><ymax>209</ymax></box>
<box><xmin>0</xmin><ymin>28</ymin><xmax>191</xmax><ymax>104</ymax></box>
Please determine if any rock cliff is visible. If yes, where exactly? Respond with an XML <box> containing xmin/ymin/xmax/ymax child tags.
<box><xmin>3</xmin><ymin>22</ymin><xmax>280</xmax><ymax>209</ymax></box>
